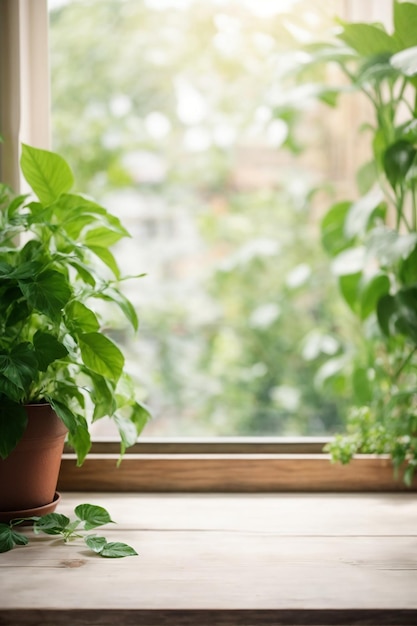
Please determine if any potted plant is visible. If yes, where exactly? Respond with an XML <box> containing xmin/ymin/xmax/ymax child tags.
<box><xmin>284</xmin><ymin>0</ymin><xmax>417</xmax><ymax>483</ymax></box>
<box><xmin>0</xmin><ymin>143</ymin><xmax>150</xmax><ymax>519</ymax></box>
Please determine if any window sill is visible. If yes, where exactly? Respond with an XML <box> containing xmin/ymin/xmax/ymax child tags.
<box><xmin>1</xmin><ymin>492</ymin><xmax>417</xmax><ymax>625</ymax></box>
<box><xmin>58</xmin><ymin>446</ymin><xmax>417</xmax><ymax>492</ymax></box>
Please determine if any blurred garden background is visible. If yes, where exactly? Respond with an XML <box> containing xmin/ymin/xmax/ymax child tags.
<box><xmin>47</xmin><ymin>0</ymin><xmax>377</xmax><ymax>437</ymax></box>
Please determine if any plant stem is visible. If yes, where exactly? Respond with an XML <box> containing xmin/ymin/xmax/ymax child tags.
<box><xmin>396</xmin><ymin>188</ymin><xmax>405</xmax><ymax>231</ymax></box>
<box><xmin>394</xmin><ymin>347</ymin><xmax>417</xmax><ymax>383</ymax></box>
<box><xmin>339</xmin><ymin>64</ymin><xmax>379</xmax><ymax>108</ymax></box>
<box><xmin>395</xmin><ymin>77</ymin><xmax>407</xmax><ymax>108</ymax></box>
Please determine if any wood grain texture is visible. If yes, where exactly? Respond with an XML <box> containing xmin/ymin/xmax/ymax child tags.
<box><xmin>71</xmin><ymin>438</ymin><xmax>331</xmax><ymax>454</ymax></box>
<box><xmin>1</xmin><ymin>493</ymin><xmax>417</xmax><ymax>625</ymax></box>
<box><xmin>1</xmin><ymin>609</ymin><xmax>417</xmax><ymax>626</ymax></box>
<box><xmin>58</xmin><ymin>453</ymin><xmax>417</xmax><ymax>492</ymax></box>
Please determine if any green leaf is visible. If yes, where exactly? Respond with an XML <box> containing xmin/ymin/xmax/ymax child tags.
<box><xmin>88</xmin><ymin>246</ymin><xmax>120</xmax><ymax>278</ymax></box>
<box><xmin>0</xmin><ymin>343</ymin><xmax>38</xmax><ymax>392</ymax></box>
<box><xmin>75</xmin><ymin>504</ymin><xmax>114</xmax><ymax>530</ymax></box>
<box><xmin>34</xmin><ymin>513</ymin><xmax>71</xmax><ymax>536</ymax></box>
<box><xmin>360</xmin><ymin>273</ymin><xmax>391</xmax><ymax>320</ymax></box>
<box><xmin>0</xmin><ymin>289</ymin><xmax>20</xmax><ymax>324</ymax></box>
<box><xmin>129</xmin><ymin>401</ymin><xmax>151</xmax><ymax>435</ymax></box>
<box><xmin>67</xmin><ymin>259</ymin><xmax>96</xmax><ymax>286</ymax></box>
<box><xmin>33</xmin><ymin>331</ymin><xmax>68</xmax><ymax>371</ymax></box>
<box><xmin>52</xmin><ymin>382</ymin><xmax>85</xmax><ymax>410</ymax></box>
<box><xmin>344</xmin><ymin>189</ymin><xmax>385</xmax><ymax>239</ymax></box>
<box><xmin>302</xmin><ymin>42</ymin><xmax>356</xmax><ymax>65</ymax></box>
<box><xmin>396</xmin><ymin>317</ymin><xmax>417</xmax><ymax>343</ymax></box>
<box><xmin>19</xmin><ymin>269</ymin><xmax>72</xmax><ymax>321</ymax></box>
<box><xmin>338</xmin><ymin>273</ymin><xmax>361</xmax><ymax>313</ymax></box>
<box><xmin>0</xmin><ymin>527</ymin><xmax>14</xmax><ymax>552</ymax></box>
<box><xmin>321</xmin><ymin>201</ymin><xmax>352</xmax><ymax>256</ymax></box>
<box><xmin>352</xmin><ymin>367</ymin><xmax>372</xmax><ymax>404</ymax></box>
<box><xmin>54</xmin><ymin>193</ymin><xmax>108</xmax><ymax>217</ymax></box>
<box><xmin>0</xmin><ymin>377</ymin><xmax>24</xmax><ymax>404</ymax></box>
<box><xmin>6</xmin><ymin>194</ymin><xmax>29</xmax><ymax>219</ymax></box>
<box><xmin>19</xmin><ymin>239</ymin><xmax>45</xmax><ymax>263</ymax></box>
<box><xmin>94</xmin><ymin>287</ymin><xmax>139</xmax><ymax>331</ymax></box>
<box><xmin>6</xmin><ymin>301</ymin><xmax>30</xmax><ymax>328</ymax></box>
<box><xmin>65</xmin><ymin>301</ymin><xmax>100</xmax><ymax>334</ymax></box>
<box><xmin>338</xmin><ymin>22</ymin><xmax>399</xmax><ymax>56</ymax></box>
<box><xmin>53</xmin><ymin>194</ymin><xmax>128</xmax><ymax>237</ymax></box>
<box><xmin>27</xmin><ymin>202</ymin><xmax>53</xmax><ymax>225</ymax></box>
<box><xmin>8</xmin><ymin>260</ymin><xmax>44</xmax><ymax>280</ymax></box>
<box><xmin>377</xmin><ymin>293</ymin><xmax>397</xmax><ymax>336</ymax></box>
<box><xmin>20</xmin><ymin>144</ymin><xmax>74</xmax><ymax>205</ymax></box>
<box><xmin>0</xmin><ymin>399</ymin><xmax>27</xmax><ymax>460</ymax></box>
<box><xmin>317</xmin><ymin>88</ymin><xmax>339</xmax><ymax>107</ymax></box>
<box><xmin>406</xmin><ymin>163</ymin><xmax>417</xmax><ymax>184</ymax></box>
<box><xmin>9</xmin><ymin>529</ymin><xmax>29</xmax><ymax>546</ymax></box>
<box><xmin>0</xmin><ymin>262</ymin><xmax>14</xmax><ymax>277</ymax></box>
<box><xmin>400</xmin><ymin>245</ymin><xmax>417</xmax><ymax>284</ymax></box>
<box><xmin>373</xmin><ymin>128</ymin><xmax>388</xmax><ymax>169</ymax></box>
<box><xmin>105</xmin><ymin>213</ymin><xmax>131</xmax><ymax>236</ymax></box>
<box><xmin>394</xmin><ymin>286</ymin><xmax>417</xmax><ymax>343</ymax></box>
<box><xmin>89</xmin><ymin>373</ymin><xmax>117</xmax><ymax>421</ymax></box>
<box><xmin>60</xmin><ymin>214</ymin><xmax>98</xmax><ymax>239</ymax></box>
<box><xmin>114</xmin><ymin>401</ymin><xmax>151</xmax><ymax>460</ymax></box>
<box><xmin>377</xmin><ymin>287</ymin><xmax>417</xmax><ymax>342</ymax></box>
<box><xmin>79</xmin><ymin>332</ymin><xmax>124</xmax><ymax>381</ymax></box>
<box><xmin>100</xmin><ymin>542</ymin><xmax>138</xmax><ymax>558</ymax></box>
<box><xmin>391</xmin><ymin>45</ymin><xmax>417</xmax><ymax>76</ymax></box>
<box><xmin>84</xmin><ymin>535</ymin><xmax>108</xmax><ymax>554</ymax></box>
<box><xmin>0</xmin><ymin>524</ymin><xmax>17</xmax><ymax>552</ymax></box>
<box><xmin>66</xmin><ymin>415</ymin><xmax>91</xmax><ymax>466</ymax></box>
<box><xmin>84</xmin><ymin>227</ymin><xmax>126</xmax><ymax>248</ymax></box>
<box><xmin>355</xmin><ymin>52</ymin><xmax>399</xmax><ymax>86</ymax></box>
<box><xmin>48</xmin><ymin>399</ymin><xmax>78</xmax><ymax>432</ymax></box>
<box><xmin>51</xmin><ymin>195</ymin><xmax>104</xmax><ymax>238</ymax></box>
<box><xmin>367</xmin><ymin>227</ymin><xmax>417</xmax><ymax>265</ymax></box>
<box><xmin>399</xmin><ymin>119</ymin><xmax>417</xmax><ymax>143</ymax></box>
<box><xmin>356</xmin><ymin>160</ymin><xmax>378</xmax><ymax>195</ymax></box>
<box><xmin>314</xmin><ymin>355</ymin><xmax>350</xmax><ymax>390</ymax></box>
<box><xmin>331</xmin><ymin>247</ymin><xmax>366</xmax><ymax>276</ymax></box>
<box><xmin>383</xmin><ymin>140</ymin><xmax>416</xmax><ymax>188</ymax></box>
<box><xmin>84</xmin><ymin>535</ymin><xmax>138</xmax><ymax>558</ymax></box>
<box><xmin>114</xmin><ymin>414</ymin><xmax>138</xmax><ymax>458</ymax></box>
<box><xmin>0</xmin><ymin>289</ymin><xmax>25</xmax><ymax>318</ymax></box>
<box><xmin>394</xmin><ymin>1</ymin><xmax>417</xmax><ymax>49</ymax></box>
<box><xmin>65</xmin><ymin>519</ymin><xmax>82</xmax><ymax>534</ymax></box>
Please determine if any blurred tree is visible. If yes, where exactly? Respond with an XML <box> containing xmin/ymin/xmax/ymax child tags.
<box><xmin>49</xmin><ymin>0</ymin><xmax>354</xmax><ymax>436</ymax></box>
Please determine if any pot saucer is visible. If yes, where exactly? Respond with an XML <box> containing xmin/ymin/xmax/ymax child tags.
<box><xmin>0</xmin><ymin>492</ymin><xmax>61</xmax><ymax>524</ymax></box>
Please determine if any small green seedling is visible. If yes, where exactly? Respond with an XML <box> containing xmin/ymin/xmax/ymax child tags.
<box><xmin>0</xmin><ymin>503</ymin><xmax>137</xmax><ymax>558</ymax></box>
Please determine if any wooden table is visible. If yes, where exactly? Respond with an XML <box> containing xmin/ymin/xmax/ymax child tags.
<box><xmin>1</xmin><ymin>493</ymin><xmax>417</xmax><ymax>625</ymax></box>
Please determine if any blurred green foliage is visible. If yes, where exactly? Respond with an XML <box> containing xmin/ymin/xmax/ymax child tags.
<box><xmin>292</xmin><ymin>1</ymin><xmax>417</xmax><ymax>482</ymax></box>
<box><xmin>49</xmin><ymin>0</ymin><xmax>354</xmax><ymax>436</ymax></box>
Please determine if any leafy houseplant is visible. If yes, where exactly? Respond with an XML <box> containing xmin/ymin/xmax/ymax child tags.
<box><xmin>293</xmin><ymin>1</ymin><xmax>417</xmax><ymax>483</ymax></box>
<box><xmin>0</xmin><ymin>503</ymin><xmax>138</xmax><ymax>558</ymax></box>
<box><xmin>0</xmin><ymin>144</ymin><xmax>150</xmax><ymax>476</ymax></box>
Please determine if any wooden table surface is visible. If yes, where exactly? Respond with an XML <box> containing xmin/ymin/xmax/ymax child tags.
<box><xmin>1</xmin><ymin>492</ymin><xmax>417</xmax><ymax>625</ymax></box>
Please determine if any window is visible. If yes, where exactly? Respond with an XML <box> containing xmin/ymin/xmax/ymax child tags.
<box><xmin>0</xmin><ymin>0</ymin><xmax>50</xmax><ymax>189</ymax></box>
<box><xmin>47</xmin><ymin>0</ymin><xmax>355</xmax><ymax>440</ymax></box>
<box><xmin>1</xmin><ymin>0</ymin><xmax>407</xmax><ymax>492</ymax></box>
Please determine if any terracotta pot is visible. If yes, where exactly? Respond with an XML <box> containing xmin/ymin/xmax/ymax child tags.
<box><xmin>0</xmin><ymin>403</ymin><xmax>67</xmax><ymax>516</ymax></box>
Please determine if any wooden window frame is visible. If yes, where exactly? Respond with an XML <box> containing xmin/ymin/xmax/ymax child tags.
<box><xmin>58</xmin><ymin>438</ymin><xmax>417</xmax><ymax>493</ymax></box>
<box><xmin>0</xmin><ymin>0</ymin><xmax>50</xmax><ymax>187</ymax></box>
<box><xmin>2</xmin><ymin>0</ymin><xmax>413</xmax><ymax>494</ymax></box>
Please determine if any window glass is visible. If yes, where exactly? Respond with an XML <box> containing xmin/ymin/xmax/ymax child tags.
<box><xmin>48</xmin><ymin>0</ymin><xmax>357</xmax><ymax>438</ymax></box>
